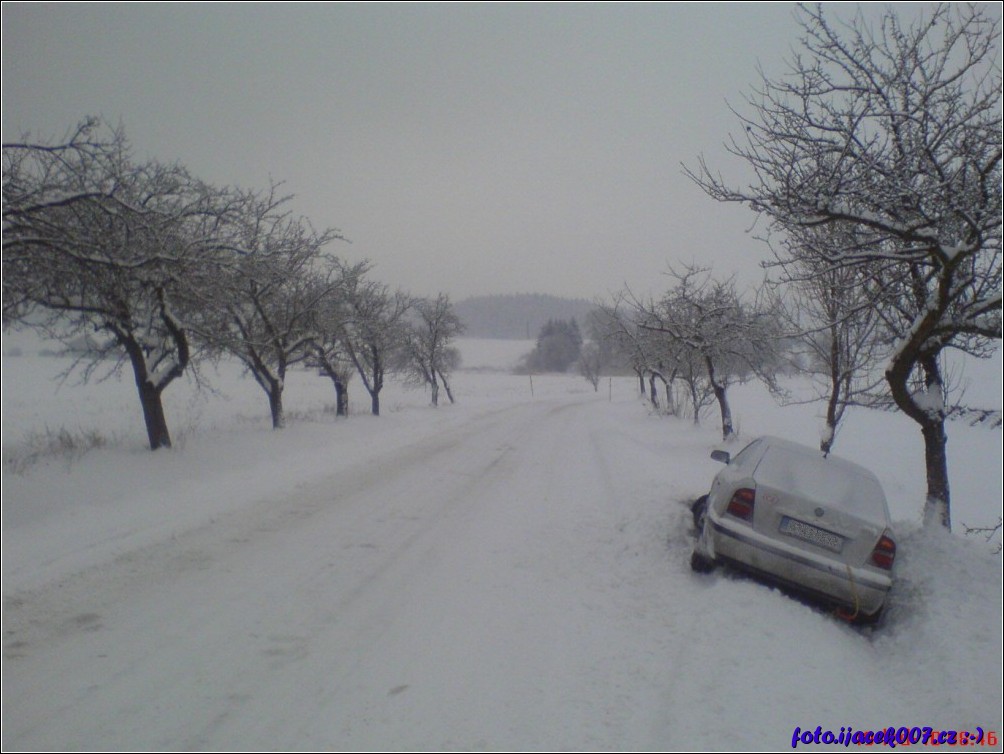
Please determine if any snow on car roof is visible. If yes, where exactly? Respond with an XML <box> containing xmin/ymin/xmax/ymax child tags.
<box><xmin>752</xmin><ymin>436</ymin><xmax>891</xmax><ymax>522</ymax></box>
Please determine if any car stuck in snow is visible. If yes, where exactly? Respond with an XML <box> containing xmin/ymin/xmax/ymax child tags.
<box><xmin>690</xmin><ymin>436</ymin><xmax>896</xmax><ymax>622</ymax></box>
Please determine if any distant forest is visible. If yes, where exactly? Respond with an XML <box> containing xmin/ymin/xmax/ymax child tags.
<box><xmin>454</xmin><ymin>294</ymin><xmax>598</xmax><ymax>340</ymax></box>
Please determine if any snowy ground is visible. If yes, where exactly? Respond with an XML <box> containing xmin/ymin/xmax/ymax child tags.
<box><xmin>2</xmin><ymin>336</ymin><xmax>1002</xmax><ymax>751</ymax></box>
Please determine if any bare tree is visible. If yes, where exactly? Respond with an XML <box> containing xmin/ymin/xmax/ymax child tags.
<box><xmin>636</xmin><ymin>266</ymin><xmax>779</xmax><ymax>440</ymax></box>
<box><xmin>769</xmin><ymin>226</ymin><xmax>890</xmax><ymax>454</ymax></box>
<box><xmin>401</xmin><ymin>293</ymin><xmax>465</xmax><ymax>406</ymax></box>
<box><xmin>2</xmin><ymin>118</ymin><xmax>226</xmax><ymax>450</ymax></box>
<box><xmin>577</xmin><ymin>342</ymin><xmax>603</xmax><ymax>392</ymax></box>
<box><xmin>341</xmin><ymin>276</ymin><xmax>412</xmax><ymax>416</ymax></box>
<box><xmin>673</xmin><ymin>342</ymin><xmax>718</xmax><ymax>426</ymax></box>
<box><xmin>579</xmin><ymin>309</ymin><xmax>627</xmax><ymax>393</ymax></box>
<box><xmin>687</xmin><ymin>4</ymin><xmax>1002</xmax><ymax>528</ymax></box>
<box><xmin>593</xmin><ymin>298</ymin><xmax>679</xmax><ymax>411</ymax></box>
<box><xmin>194</xmin><ymin>184</ymin><xmax>345</xmax><ymax>429</ymax></box>
<box><xmin>592</xmin><ymin>301</ymin><xmax>648</xmax><ymax>397</ymax></box>
<box><xmin>435</xmin><ymin>347</ymin><xmax>462</xmax><ymax>405</ymax></box>
<box><xmin>308</xmin><ymin>260</ymin><xmax>370</xmax><ymax>417</ymax></box>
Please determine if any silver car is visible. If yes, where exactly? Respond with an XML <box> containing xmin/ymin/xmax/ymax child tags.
<box><xmin>690</xmin><ymin>436</ymin><xmax>895</xmax><ymax>623</ymax></box>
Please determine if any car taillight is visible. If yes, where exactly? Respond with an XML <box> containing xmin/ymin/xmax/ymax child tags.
<box><xmin>726</xmin><ymin>488</ymin><xmax>755</xmax><ymax>522</ymax></box>
<box><xmin>870</xmin><ymin>533</ymin><xmax>896</xmax><ymax>570</ymax></box>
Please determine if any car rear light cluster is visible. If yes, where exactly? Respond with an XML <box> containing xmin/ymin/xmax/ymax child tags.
<box><xmin>726</xmin><ymin>488</ymin><xmax>756</xmax><ymax>522</ymax></box>
<box><xmin>870</xmin><ymin>533</ymin><xmax>896</xmax><ymax>570</ymax></box>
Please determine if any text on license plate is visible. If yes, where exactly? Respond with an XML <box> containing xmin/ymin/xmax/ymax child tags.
<box><xmin>779</xmin><ymin>516</ymin><xmax>844</xmax><ymax>553</ymax></box>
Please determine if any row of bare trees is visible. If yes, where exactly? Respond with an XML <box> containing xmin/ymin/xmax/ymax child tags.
<box><xmin>2</xmin><ymin>118</ymin><xmax>464</xmax><ymax>450</ymax></box>
<box><xmin>591</xmin><ymin>265</ymin><xmax>782</xmax><ymax>439</ymax></box>
<box><xmin>592</xmin><ymin>4</ymin><xmax>1000</xmax><ymax>533</ymax></box>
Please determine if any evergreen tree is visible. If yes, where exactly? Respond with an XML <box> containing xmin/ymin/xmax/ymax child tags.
<box><xmin>519</xmin><ymin>318</ymin><xmax>583</xmax><ymax>373</ymax></box>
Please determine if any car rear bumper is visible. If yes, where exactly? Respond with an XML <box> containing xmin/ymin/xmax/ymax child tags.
<box><xmin>707</xmin><ymin>514</ymin><xmax>892</xmax><ymax>616</ymax></box>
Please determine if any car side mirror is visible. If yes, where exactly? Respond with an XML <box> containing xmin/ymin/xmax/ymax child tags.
<box><xmin>710</xmin><ymin>449</ymin><xmax>730</xmax><ymax>464</ymax></box>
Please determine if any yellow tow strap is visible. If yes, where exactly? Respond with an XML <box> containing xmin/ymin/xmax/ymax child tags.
<box><xmin>836</xmin><ymin>564</ymin><xmax>861</xmax><ymax>622</ymax></box>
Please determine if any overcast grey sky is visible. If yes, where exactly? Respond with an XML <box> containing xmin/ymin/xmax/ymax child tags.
<box><xmin>1</xmin><ymin>2</ymin><xmax>951</xmax><ymax>301</ymax></box>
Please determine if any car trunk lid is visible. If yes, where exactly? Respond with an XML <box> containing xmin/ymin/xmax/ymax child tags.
<box><xmin>751</xmin><ymin>445</ymin><xmax>891</xmax><ymax>567</ymax></box>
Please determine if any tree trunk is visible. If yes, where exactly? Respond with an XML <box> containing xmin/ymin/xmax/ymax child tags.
<box><xmin>648</xmin><ymin>373</ymin><xmax>659</xmax><ymax>409</ymax></box>
<box><xmin>713</xmin><ymin>383</ymin><xmax>733</xmax><ymax>440</ymax></box>
<box><xmin>359</xmin><ymin>372</ymin><xmax>381</xmax><ymax>416</ymax></box>
<box><xmin>918</xmin><ymin>353</ymin><xmax>951</xmax><ymax>529</ymax></box>
<box><xmin>706</xmin><ymin>356</ymin><xmax>733</xmax><ymax>440</ymax></box>
<box><xmin>636</xmin><ymin>369</ymin><xmax>645</xmax><ymax>396</ymax></box>
<box><xmin>315</xmin><ymin>350</ymin><xmax>350</xmax><ymax>417</ymax></box>
<box><xmin>119</xmin><ymin>329</ymin><xmax>175</xmax><ymax>451</ymax></box>
<box><xmin>922</xmin><ymin>418</ymin><xmax>951</xmax><ymax>529</ymax></box>
<box><xmin>822</xmin><ymin>385</ymin><xmax>840</xmax><ymax>455</ymax></box>
<box><xmin>335</xmin><ymin>377</ymin><xmax>349</xmax><ymax>416</ymax></box>
<box><xmin>821</xmin><ymin>322</ymin><xmax>842</xmax><ymax>455</ymax></box>
<box><xmin>886</xmin><ymin>343</ymin><xmax>952</xmax><ymax>530</ymax></box>
<box><xmin>438</xmin><ymin>370</ymin><xmax>456</xmax><ymax>404</ymax></box>
<box><xmin>328</xmin><ymin>373</ymin><xmax>349</xmax><ymax>416</ymax></box>
<box><xmin>370</xmin><ymin>351</ymin><xmax>383</xmax><ymax>416</ymax></box>
<box><xmin>268</xmin><ymin>381</ymin><xmax>285</xmax><ymax>429</ymax></box>
<box><xmin>689</xmin><ymin>382</ymin><xmax>701</xmax><ymax>425</ymax></box>
<box><xmin>137</xmin><ymin>378</ymin><xmax>172</xmax><ymax>450</ymax></box>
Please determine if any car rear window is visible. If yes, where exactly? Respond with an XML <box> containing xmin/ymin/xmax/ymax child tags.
<box><xmin>754</xmin><ymin>446</ymin><xmax>889</xmax><ymax>521</ymax></box>
<box><xmin>730</xmin><ymin>438</ymin><xmax>763</xmax><ymax>470</ymax></box>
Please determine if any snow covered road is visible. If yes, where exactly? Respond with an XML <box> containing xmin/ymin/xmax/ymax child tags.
<box><xmin>4</xmin><ymin>395</ymin><xmax>681</xmax><ymax>749</ymax></box>
<box><xmin>3</xmin><ymin>379</ymin><xmax>1001</xmax><ymax>751</ymax></box>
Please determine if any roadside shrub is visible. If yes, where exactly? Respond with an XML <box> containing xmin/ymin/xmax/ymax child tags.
<box><xmin>3</xmin><ymin>427</ymin><xmax>110</xmax><ymax>474</ymax></box>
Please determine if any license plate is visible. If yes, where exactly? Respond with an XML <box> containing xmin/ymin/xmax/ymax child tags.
<box><xmin>779</xmin><ymin>516</ymin><xmax>844</xmax><ymax>553</ymax></box>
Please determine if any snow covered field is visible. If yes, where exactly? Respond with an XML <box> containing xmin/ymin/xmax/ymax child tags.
<box><xmin>2</xmin><ymin>336</ymin><xmax>1002</xmax><ymax>751</ymax></box>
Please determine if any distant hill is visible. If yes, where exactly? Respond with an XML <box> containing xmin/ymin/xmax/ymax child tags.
<box><xmin>454</xmin><ymin>294</ymin><xmax>598</xmax><ymax>340</ymax></box>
